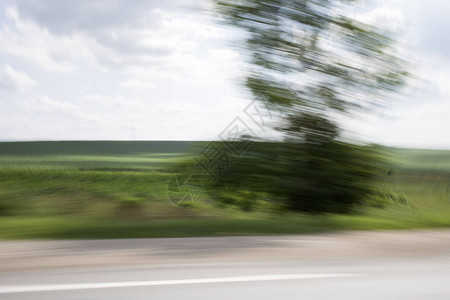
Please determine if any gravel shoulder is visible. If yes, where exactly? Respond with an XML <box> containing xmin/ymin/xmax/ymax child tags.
<box><xmin>1</xmin><ymin>229</ymin><xmax>450</xmax><ymax>272</ymax></box>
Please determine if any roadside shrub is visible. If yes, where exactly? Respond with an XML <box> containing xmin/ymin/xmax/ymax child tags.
<box><xmin>213</xmin><ymin>142</ymin><xmax>384</xmax><ymax>214</ymax></box>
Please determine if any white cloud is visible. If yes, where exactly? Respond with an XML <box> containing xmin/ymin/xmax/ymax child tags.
<box><xmin>421</xmin><ymin>64</ymin><xmax>450</xmax><ymax>98</ymax></box>
<box><xmin>83</xmin><ymin>94</ymin><xmax>146</xmax><ymax>110</ymax></box>
<box><xmin>354</xmin><ymin>5</ymin><xmax>405</xmax><ymax>32</ymax></box>
<box><xmin>123</xmin><ymin>47</ymin><xmax>241</xmax><ymax>87</ymax></box>
<box><xmin>0</xmin><ymin>3</ymin><xmax>240</xmax><ymax>87</ymax></box>
<box><xmin>0</xmin><ymin>6</ymin><xmax>93</xmax><ymax>72</ymax></box>
<box><xmin>0</xmin><ymin>64</ymin><xmax>37</xmax><ymax>92</ymax></box>
<box><xmin>119</xmin><ymin>79</ymin><xmax>156</xmax><ymax>91</ymax></box>
<box><xmin>22</xmin><ymin>95</ymin><xmax>99</xmax><ymax>122</ymax></box>
<box><xmin>0</xmin><ymin>1</ymin><xmax>244</xmax><ymax>141</ymax></box>
<box><xmin>340</xmin><ymin>99</ymin><xmax>450</xmax><ymax>149</ymax></box>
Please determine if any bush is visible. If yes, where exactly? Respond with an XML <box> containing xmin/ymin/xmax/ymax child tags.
<box><xmin>213</xmin><ymin>142</ymin><xmax>384</xmax><ymax>213</ymax></box>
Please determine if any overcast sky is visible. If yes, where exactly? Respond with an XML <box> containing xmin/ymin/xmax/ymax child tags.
<box><xmin>0</xmin><ymin>0</ymin><xmax>449</xmax><ymax>149</ymax></box>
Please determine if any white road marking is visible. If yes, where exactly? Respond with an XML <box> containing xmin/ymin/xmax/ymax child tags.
<box><xmin>0</xmin><ymin>273</ymin><xmax>361</xmax><ymax>294</ymax></box>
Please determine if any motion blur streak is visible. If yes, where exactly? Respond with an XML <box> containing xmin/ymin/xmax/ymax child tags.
<box><xmin>0</xmin><ymin>274</ymin><xmax>361</xmax><ymax>294</ymax></box>
<box><xmin>0</xmin><ymin>230</ymin><xmax>449</xmax><ymax>299</ymax></box>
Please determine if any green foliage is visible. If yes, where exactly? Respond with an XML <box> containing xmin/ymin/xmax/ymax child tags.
<box><xmin>213</xmin><ymin>142</ymin><xmax>384</xmax><ymax>213</ymax></box>
<box><xmin>214</xmin><ymin>0</ymin><xmax>410</xmax><ymax>212</ymax></box>
<box><xmin>215</xmin><ymin>0</ymin><xmax>409</xmax><ymax>113</ymax></box>
<box><xmin>0</xmin><ymin>141</ymin><xmax>449</xmax><ymax>238</ymax></box>
<box><xmin>368</xmin><ymin>191</ymin><xmax>409</xmax><ymax>208</ymax></box>
<box><xmin>0</xmin><ymin>141</ymin><xmax>204</xmax><ymax>218</ymax></box>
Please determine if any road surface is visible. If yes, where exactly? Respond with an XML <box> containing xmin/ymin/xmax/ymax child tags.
<box><xmin>1</xmin><ymin>230</ymin><xmax>450</xmax><ymax>299</ymax></box>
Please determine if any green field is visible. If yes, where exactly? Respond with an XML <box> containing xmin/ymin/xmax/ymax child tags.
<box><xmin>0</xmin><ymin>141</ymin><xmax>449</xmax><ymax>239</ymax></box>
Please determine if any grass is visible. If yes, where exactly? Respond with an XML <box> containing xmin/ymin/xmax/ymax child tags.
<box><xmin>1</xmin><ymin>210</ymin><xmax>450</xmax><ymax>239</ymax></box>
<box><xmin>0</xmin><ymin>141</ymin><xmax>449</xmax><ymax>239</ymax></box>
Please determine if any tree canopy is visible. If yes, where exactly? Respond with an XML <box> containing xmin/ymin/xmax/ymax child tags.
<box><xmin>215</xmin><ymin>0</ymin><xmax>409</xmax><ymax>144</ymax></box>
<box><xmin>211</xmin><ymin>0</ymin><xmax>410</xmax><ymax>213</ymax></box>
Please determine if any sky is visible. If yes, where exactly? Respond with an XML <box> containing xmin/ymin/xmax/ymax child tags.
<box><xmin>0</xmin><ymin>0</ymin><xmax>449</xmax><ymax>149</ymax></box>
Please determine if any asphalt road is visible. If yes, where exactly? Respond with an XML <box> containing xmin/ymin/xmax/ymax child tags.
<box><xmin>1</xmin><ymin>230</ymin><xmax>450</xmax><ymax>299</ymax></box>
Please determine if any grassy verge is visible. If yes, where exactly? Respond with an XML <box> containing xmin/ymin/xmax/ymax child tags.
<box><xmin>1</xmin><ymin>209</ymin><xmax>450</xmax><ymax>239</ymax></box>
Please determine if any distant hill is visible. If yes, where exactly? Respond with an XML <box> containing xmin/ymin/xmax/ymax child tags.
<box><xmin>0</xmin><ymin>141</ymin><xmax>449</xmax><ymax>174</ymax></box>
<box><xmin>387</xmin><ymin>147</ymin><xmax>450</xmax><ymax>174</ymax></box>
<box><xmin>0</xmin><ymin>141</ymin><xmax>204</xmax><ymax>156</ymax></box>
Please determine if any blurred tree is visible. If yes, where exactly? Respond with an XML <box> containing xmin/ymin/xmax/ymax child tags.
<box><xmin>213</xmin><ymin>0</ymin><xmax>409</xmax><ymax>212</ymax></box>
